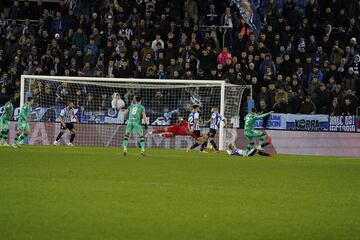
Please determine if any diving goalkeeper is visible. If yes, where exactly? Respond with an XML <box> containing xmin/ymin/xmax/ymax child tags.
<box><xmin>244</xmin><ymin>108</ymin><xmax>273</xmax><ymax>156</ymax></box>
<box><xmin>148</xmin><ymin>116</ymin><xmax>200</xmax><ymax>140</ymax></box>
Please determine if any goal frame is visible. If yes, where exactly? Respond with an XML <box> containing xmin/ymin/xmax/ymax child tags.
<box><xmin>21</xmin><ymin>75</ymin><xmax>251</xmax><ymax>150</ymax></box>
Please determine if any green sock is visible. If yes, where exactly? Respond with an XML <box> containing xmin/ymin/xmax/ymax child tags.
<box><xmin>2</xmin><ymin>131</ymin><xmax>8</xmax><ymax>143</ymax></box>
<box><xmin>245</xmin><ymin>142</ymin><xmax>255</xmax><ymax>155</ymax></box>
<box><xmin>259</xmin><ymin>134</ymin><xmax>267</xmax><ymax>146</ymax></box>
<box><xmin>20</xmin><ymin>133</ymin><xmax>27</xmax><ymax>141</ymax></box>
<box><xmin>139</xmin><ymin>136</ymin><xmax>145</xmax><ymax>152</ymax></box>
<box><xmin>123</xmin><ymin>136</ymin><xmax>129</xmax><ymax>150</ymax></box>
<box><xmin>14</xmin><ymin>134</ymin><xmax>20</xmax><ymax>144</ymax></box>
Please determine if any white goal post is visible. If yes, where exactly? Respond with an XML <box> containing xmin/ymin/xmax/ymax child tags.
<box><xmin>21</xmin><ymin>75</ymin><xmax>251</xmax><ymax>150</ymax></box>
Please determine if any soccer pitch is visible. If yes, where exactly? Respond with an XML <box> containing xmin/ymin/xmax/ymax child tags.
<box><xmin>0</xmin><ymin>146</ymin><xmax>359</xmax><ymax>240</ymax></box>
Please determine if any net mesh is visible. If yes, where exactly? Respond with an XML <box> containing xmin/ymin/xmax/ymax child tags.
<box><xmin>22</xmin><ymin>76</ymin><xmax>248</xmax><ymax>148</ymax></box>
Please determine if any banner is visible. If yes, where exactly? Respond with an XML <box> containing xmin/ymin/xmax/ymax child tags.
<box><xmin>286</xmin><ymin>114</ymin><xmax>329</xmax><ymax>131</ymax></box>
<box><xmin>7</xmin><ymin>122</ymin><xmax>360</xmax><ymax>157</ymax></box>
<box><xmin>329</xmin><ymin>116</ymin><xmax>357</xmax><ymax>132</ymax></box>
<box><xmin>255</xmin><ymin>114</ymin><xmax>286</xmax><ymax>129</ymax></box>
<box><xmin>231</xmin><ymin>0</ymin><xmax>262</xmax><ymax>37</ymax></box>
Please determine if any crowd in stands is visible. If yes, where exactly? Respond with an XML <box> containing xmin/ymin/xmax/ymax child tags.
<box><xmin>0</xmin><ymin>0</ymin><xmax>359</xmax><ymax>116</ymax></box>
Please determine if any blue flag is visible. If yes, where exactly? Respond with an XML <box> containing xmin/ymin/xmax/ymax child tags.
<box><xmin>231</xmin><ymin>0</ymin><xmax>262</xmax><ymax>38</ymax></box>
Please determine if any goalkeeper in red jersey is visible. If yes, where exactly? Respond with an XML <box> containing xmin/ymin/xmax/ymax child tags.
<box><xmin>148</xmin><ymin>116</ymin><xmax>200</xmax><ymax>140</ymax></box>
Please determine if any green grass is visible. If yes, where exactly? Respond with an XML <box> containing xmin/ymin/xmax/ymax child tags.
<box><xmin>0</xmin><ymin>146</ymin><xmax>359</xmax><ymax>240</ymax></box>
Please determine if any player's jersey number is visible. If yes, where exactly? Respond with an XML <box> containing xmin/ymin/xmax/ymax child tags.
<box><xmin>131</xmin><ymin>107</ymin><xmax>138</xmax><ymax>115</ymax></box>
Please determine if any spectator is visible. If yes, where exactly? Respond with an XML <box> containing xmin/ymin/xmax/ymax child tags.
<box><xmin>299</xmin><ymin>96</ymin><xmax>316</xmax><ymax>114</ymax></box>
<box><xmin>155</xmin><ymin>64</ymin><xmax>168</xmax><ymax>79</ymax></box>
<box><xmin>316</xmin><ymin>83</ymin><xmax>330</xmax><ymax>114</ymax></box>
<box><xmin>342</xmin><ymin>67</ymin><xmax>357</xmax><ymax>92</ymax></box>
<box><xmin>52</xmin><ymin>11</ymin><xmax>65</xmax><ymax>37</ymax></box>
<box><xmin>72</xmin><ymin>28</ymin><xmax>87</xmax><ymax>50</ymax></box>
<box><xmin>217</xmin><ymin>47</ymin><xmax>232</xmax><ymax>65</ymax></box>
<box><xmin>341</xmin><ymin>98</ymin><xmax>356</xmax><ymax>115</ymax></box>
<box><xmin>111</xmin><ymin>93</ymin><xmax>125</xmax><ymax>111</ymax></box>
<box><xmin>0</xmin><ymin>0</ymin><xmax>359</xmax><ymax>119</ymax></box>
<box><xmin>329</xmin><ymin>97</ymin><xmax>341</xmax><ymax>116</ymax></box>
<box><xmin>307</xmin><ymin>67</ymin><xmax>324</xmax><ymax>86</ymax></box>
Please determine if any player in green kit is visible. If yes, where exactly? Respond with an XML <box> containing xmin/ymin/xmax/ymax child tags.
<box><xmin>244</xmin><ymin>107</ymin><xmax>273</xmax><ymax>156</ymax></box>
<box><xmin>123</xmin><ymin>96</ymin><xmax>148</xmax><ymax>156</ymax></box>
<box><xmin>0</xmin><ymin>96</ymin><xmax>16</xmax><ymax>146</ymax></box>
<box><xmin>13</xmin><ymin>97</ymin><xmax>34</xmax><ymax>148</ymax></box>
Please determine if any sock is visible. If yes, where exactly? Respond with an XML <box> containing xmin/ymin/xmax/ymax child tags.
<box><xmin>20</xmin><ymin>133</ymin><xmax>27</xmax><ymax>141</ymax></box>
<box><xmin>190</xmin><ymin>142</ymin><xmax>200</xmax><ymax>150</ymax></box>
<box><xmin>139</xmin><ymin>136</ymin><xmax>145</xmax><ymax>151</ymax></box>
<box><xmin>56</xmin><ymin>132</ymin><xmax>64</xmax><ymax>141</ymax></box>
<box><xmin>70</xmin><ymin>134</ymin><xmax>75</xmax><ymax>143</ymax></box>
<box><xmin>245</xmin><ymin>142</ymin><xmax>255</xmax><ymax>155</ymax></box>
<box><xmin>0</xmin><ymin>130</ymin><xmax>5</xmax><ymax>141</ymax></box>
<box><xmin>259</xmin><ymin>134</ymin><xmax>267</xmax><ymax>147</ymax></box>
<box><xmin>210</xmin><ymin>140</ymin><xmax>218</xmax><ymax>151</ymax></box>
<box><xmin>14</xmin><ymin>133</ymin><xmax>20</xmax><ymax>144</ymax></box>
<box><xmin>123</xmin><ymin>136</ymin><xmax>129</xmax><ymax>150</ymax></box>
<box><xmin>2</xmin><ymin>130</ymin><xmax>9</xmax><ymax>143</ymax></box>
<box><xmin>200</xmin><ymin>141</ymin><xmax>207</xmax><ymax>151</ymax></box>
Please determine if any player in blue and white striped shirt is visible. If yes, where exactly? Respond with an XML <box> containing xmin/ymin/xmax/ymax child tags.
<box><xmin>202</xmin><ymin>107</ymin><xmax>227</xmax><ymax>153</ymax></box>
<box><xmin>53</xmin><ymin>100</ymin><xmax>77</xmax><ymax>146</ymax></box>
<box><xmin>187</xmin><ymin>105</ymin><xmax>206</xmax><ymax>152</ymax></box>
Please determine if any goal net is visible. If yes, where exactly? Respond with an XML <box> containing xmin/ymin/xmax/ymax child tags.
<box><xmin>21</xmin><ymin>75</ymin><xmax>250</xmax><ymax>150</ymax></box>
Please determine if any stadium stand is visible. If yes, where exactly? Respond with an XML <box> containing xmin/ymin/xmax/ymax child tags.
<box><xmin>0</xmin><ymin>0</ymin><xmax>359</xmax><ymax>117</ymax></box>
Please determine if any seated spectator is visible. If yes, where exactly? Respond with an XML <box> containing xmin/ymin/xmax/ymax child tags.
<box><xmin>217</xmin><ymin>47</ymin><xmax>232</xmax><ymax>65</ymax></box>
<box><xmin>329</xmin><ymin>97</ymin><xmax>341</xmax><ymax>116</ymax></box>
<box><xmin>299</xmin><ymin>96</ymin><xmax>316</xmax><ymax>114</ymax></box>
<box><xmin>341</xmin><ymin>98</ymin><xmax>356</xmax><ymax>115</ymax></box>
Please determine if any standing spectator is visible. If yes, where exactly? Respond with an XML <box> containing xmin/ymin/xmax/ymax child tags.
<box><xmin>52</xmin><ymin>11</ymin><xmax>65</xmax><ymax>37</ymax></box>
<box><xmin>72</xmin><ymin>28</ymin><xmax>87</xmax><ymax>50</ymax></box>
<box><xmin>221</xmin><ymin>7</ymin><xmax>234</xmax><ymax>48</ymax></box>
<box><xmin>316</xmin><ymin>83</ymin><xmax>329</xmax><ymax>114</ymax></box>
<box><xmin>65</xmin><ymin>9</ymin><xmax>78</xmax><ymax>33</ymax></box>
<box><xmin>206</xmin><ymin>4</ymin><xmax>219</xmax><ymax>26</ymax></box>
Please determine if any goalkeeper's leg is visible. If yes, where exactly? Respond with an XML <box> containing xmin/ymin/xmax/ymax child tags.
<box><xmin>150</xmin><ymin>127</ymin><xmax>168</xmax><ymax>134</ymax></box>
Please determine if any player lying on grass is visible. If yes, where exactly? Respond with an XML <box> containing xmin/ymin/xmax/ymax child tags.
<box><xmin>0</xmin><ymin>96</ymin><xmax>15</xmax><ymax>147</ymax></box>
<box><xmin>123</xmin><ymin>96</ymin><xmax>148</xmax><ymax>156</ymax></box>
<box><xmin>200</xmin><ymin>107</ymin><xmax>227</xmax><ymax>153</ymax></box>
<box><xmin>148</xmin><ymin>116</ymin><xmax>200</xmax><ymax>140</ymax></box>
<box><xmin>53</xmin><ymin>100</ymin><xmax>78</xmax><ymax>146</ymax></box>
<box><xmin>13</xmin><ymin>97</ymin><xmax>34</xmax><ymax>148</ymax></box>
<box><xmin>244</xmin><ymin>107</ymin><xmax>273</xmax><ymax>156</ymax></box>
<box><xmin>226</xmin><ymin>144</ymin><xmax>257</xmax><ymax>156</ymax></box>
